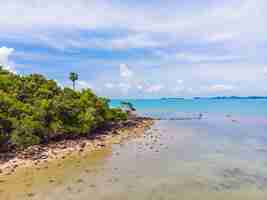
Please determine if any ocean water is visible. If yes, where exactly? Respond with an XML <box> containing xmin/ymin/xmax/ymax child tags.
<box><xmin>110</xmin><ymin>99</ymin><xmax>267</xmax><ymax>118</ymax></box>
<box><xmin>2</xmin><ymin>99</ymin><xmax>267</xmax><ymax>199</ymax></box>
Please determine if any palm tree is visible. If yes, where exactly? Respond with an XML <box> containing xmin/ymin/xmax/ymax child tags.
<box><xmin>69</xmin><ymin>72</ymin><xmax>78</xmax><ymax>90</ymax></box>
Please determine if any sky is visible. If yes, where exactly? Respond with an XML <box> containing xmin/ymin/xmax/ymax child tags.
<box><xmin>0</xmin><ymin>0</ymin><xmax>266</xmax><ymax>98</ymax></box>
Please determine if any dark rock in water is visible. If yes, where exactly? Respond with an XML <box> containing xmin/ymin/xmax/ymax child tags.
<box><xmin>218</xmin><ymin>183</ymin><xmax>234</xmax><ymax>190</ymax></box>
<box><xmin>231</xmin><ymin>119</ymin><xmax>239</xmax><ymax>123</ymax></box>
<box><xmin>223</xmin><ymin>168</ymin><xmax>243</xmax><ymax>177</ymax></box>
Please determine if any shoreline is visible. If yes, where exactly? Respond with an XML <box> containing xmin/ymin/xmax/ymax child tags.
<box><xmin>0</xmin><ymin>117</ymin><xmax>154</xmax><ymax>176</ymax></box>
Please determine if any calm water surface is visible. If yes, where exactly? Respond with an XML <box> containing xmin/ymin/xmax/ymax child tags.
<box><xmin>1</xmin><ymin>99</ymin><xmax>267</xmax><ymax>199</ymax></box>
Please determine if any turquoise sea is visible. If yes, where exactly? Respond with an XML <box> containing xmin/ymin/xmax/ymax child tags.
<box><xmin>2</xmin><ymin>99</ymin><xmax>267</xmax><ymax>199</ymax></box>
<box><xmin>110</xmin><ymin>99</ymin><xmax>267</xmax><ymax>117</ymax></box>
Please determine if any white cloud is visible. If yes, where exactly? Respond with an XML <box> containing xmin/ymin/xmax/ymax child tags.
<box><xmin>76</xmin><ymin>80</ymin><xmax>93</xmax><ymax>90</ymax></box>
<box><xmin>109</xmin><ymin>34</ymin><xmax>162</xmax><ymax>50</ymax></box>
<box><xmin>177</xmin><ymin>80</ymin><xmax>184</xmax><ymax>84</ymax></box>
<box><xmin>1</xmin><ymin>0</ymin><xmax>266</xmax><ymax>51</ymax></box>
<box><xmin>119</xmin><ymin>64</ymin><xmax>133</xmax><ymax>79</ymax></box>
<box><xmin>146</xmin><ymin>84</ymin><xmax>164</xmax><ymax>93</ymax></box>
<box><xmin>0</xmin><ymin>46</ymin><xmax>16</xmax><ymax>72</ymax></box>
<box><xmin>104</xmin><ymin>83</ymin><xmax>114</xmax><ymax>89</ymax></box>
<box><xmin>0</xmin><ymin>1</ymin><xmax>266</xmax><ymax>98</ymax></box>
<box><xmin>176</xmin><ymin>52</ymin><xmax>240</xmax><ymax>63</ymax></box>
<box><xmin>118</xmin><ymin>82</ymin><xmax>131</xmax><ymax>93</ymax></box>
<box><xmin>137</xmin><ymin>84</ymin><xmax>143</xmax><ymax>90</ymax></box>
<box><xmin>208</xmin><ymin>32</ymin><xmax>235</xmax><ymax>42</ymax></box>
<box><xmin>208</xmin><ymin>84</ymin><xmax>234</xmax><ymax>92</ymax></box>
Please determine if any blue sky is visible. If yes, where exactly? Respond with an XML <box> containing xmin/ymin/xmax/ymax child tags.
<box><xmin>0</xmin><ymin>0</ymin><xmax>266</xmax><ymax>98</ymax></box>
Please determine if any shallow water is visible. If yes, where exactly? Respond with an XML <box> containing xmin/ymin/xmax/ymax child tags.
<box><xmin>2</xmin><ymin>105</ymin><xmax>267</xmax><ymax>199</ymax></box>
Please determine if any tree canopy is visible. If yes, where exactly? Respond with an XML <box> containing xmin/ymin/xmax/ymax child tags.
<box><xmin>0</xmin><ymin>66</ymin><xmax>127</xmax><ymax>151</ymax></box>
<box><xmin>69</xmin><ymin>72</ymin><xmax>78</xmax><ymax>90</ymax></box>
<box><xmin>120</xmin><ymin>101</ymin><xmax>136</xmax><ymax>112</ymax></box>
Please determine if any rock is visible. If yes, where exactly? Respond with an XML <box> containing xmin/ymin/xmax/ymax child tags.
<box><xmin>27</xmin><ymin>193</ymin><xmax>35</xmax><ymax>197</ymax></box>
<box><xmin>77</xmin><ymin>178</ymin><xmax>84</xmax><ymax>183</ymax></box>
<box><xmin>79</xmin><ymin>148</ymin><xmax>84</xmax><ymax>152</ymax></box>
<box><xmin>89</xmin><ymin>184</ymin><xmax>96</xmax><ymax>188</ymax></box>
<box><xmin>40</xmin><ymin>155</ymin><xmax>48</xmax><ymax>159</ymax></box>
<box><xmin>66</xmin><ymin>186</ymin><xmax>72</xmax><ymax>191</ymax></box>
<box><xmin>80</xmin><ymin>142</ymin><xmax>86</xmax><ymax>149</ymax></box>
<box><xmin>98</xmin><ymin>143</ymin><xmax>105</xmax><ymax>147</ymax></box>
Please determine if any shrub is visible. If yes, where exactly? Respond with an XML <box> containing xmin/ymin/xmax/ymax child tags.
<box><xmin>0</xmin><ymin>66</ymin><xmax>128</xmax><ymax>150</ymax></box>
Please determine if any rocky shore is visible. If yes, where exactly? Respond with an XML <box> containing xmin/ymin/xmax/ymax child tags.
<box><xmin>0</xmin><ymin>117</ymin><xmax>154</xmax><ymax>176</ymax></box>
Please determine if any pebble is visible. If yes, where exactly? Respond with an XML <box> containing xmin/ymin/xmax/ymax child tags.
<box><xmin>89</xmin><ymin>184</ymin><xmax>96</xmax><ymax>188</ymax></box>
<box><xmin>27</xmin><ymin>193</ymin><xmax>35</xmax><ymax>197</ymax></box>
<box><xmin>49</xmin><ymin>179</ymin><xmax>55</xmax><ymax>183</ymax></box>
<box><xmin>77</xmin><ymin>178</ymin><xmax>84</xmax><ymax>183</ymax></box>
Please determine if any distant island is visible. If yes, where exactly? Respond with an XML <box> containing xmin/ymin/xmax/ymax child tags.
<box><xmin>193</xmin><ymin>96</ymin><xmax>267</xmax><ymax>100</ymax></box>
<box><xmin>160</xmin><ymin>96</ymin><xmax>267</xmax><ymax>100</ymax></box>
<box><xmin>161</xmin><ymin>98</ymin><xmax>185</xmax><ymax>100</ymax></box>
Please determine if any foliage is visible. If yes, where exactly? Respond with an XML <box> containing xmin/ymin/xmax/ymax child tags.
<box><xmin>0</xmin><ymin>66</ymin><xmax>127</xmax><ymax>150</ymax></box>
<box><xmin>120</xmin><ymin>101</ymin><xmax>136</xmax><ymax>112</ymax></box>
<box><xmin>69</xmin><ymin>72</ymin><xmax>78</xmax><ymax>90</ymax></box>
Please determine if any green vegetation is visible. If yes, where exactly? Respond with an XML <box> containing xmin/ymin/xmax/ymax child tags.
<box><xmin>0</xmin><ymin>66</ymin><xmax>127</xmax><ymax>151</ymax></box>
<box><xmin>120</xmin><ymin>101</ymin><xmax>136</xmax><ymax>112</ymax></box>
<box><xmin>69</xmin><ymin>72</ymin><xmax>78</xmax><ymax>90</ymax></box>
